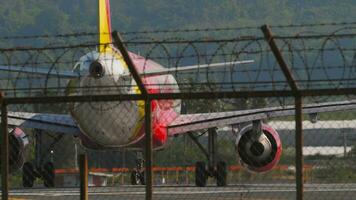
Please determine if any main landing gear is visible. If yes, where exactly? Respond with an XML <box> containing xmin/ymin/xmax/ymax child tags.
<box><xmin>22</xmin><ymin>129</ymin><xmax>57</xmax><ymax>188</ymax></box>
<box><xmin>22</xmin><ymin>161</ymin><xmax>55</xmax><ymax>188</ymax></box>
<box><xmin>189</xmin><ymin>128</ymin><xmax>227</xmax><ymax>187</ymax></box>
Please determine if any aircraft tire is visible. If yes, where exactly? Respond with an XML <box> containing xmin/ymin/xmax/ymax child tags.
<box><xmin>22</xmin><ymin>162</ymin><xmax>35</xmax><ymax>188</ymax></box>
<box><xmin>43</xmin><ymin>162</ymin><xmax>55</xmax><ymax>188</ymax></box>
<box><xmin>216</xmin><ymin>161</ymin><xmax>227</xmax><ymax>187</ymax></box>
<box><xmin>195</xmin><ymin>161</ymin><xmax>207</xmax><ymax>187</ymax></box>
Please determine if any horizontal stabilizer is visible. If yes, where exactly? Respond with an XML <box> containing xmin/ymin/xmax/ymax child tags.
<box><xmin>124</xmin><ymin>60</ymin><xmax>254</xmax><ymax>77</ymax></box>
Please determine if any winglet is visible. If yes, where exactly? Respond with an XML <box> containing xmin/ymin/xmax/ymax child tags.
<box><xmin>98</xmin><ymin>0</ymin><xmax>112</xmax><ymax>52</ymax></box>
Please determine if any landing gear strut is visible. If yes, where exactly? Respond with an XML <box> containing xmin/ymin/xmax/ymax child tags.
<box><xmin>189</xmin><ymin>128</ymin><xmax>227</xmax><ymax>187</ymax></box>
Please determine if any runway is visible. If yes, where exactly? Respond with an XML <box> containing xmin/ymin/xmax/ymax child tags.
<box><xmin>8</xmin><ymin>183</ymin><xmax>356</xmax><ymax>200</ymax></box>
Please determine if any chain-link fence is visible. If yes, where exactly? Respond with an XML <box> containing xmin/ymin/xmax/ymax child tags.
<box><xmin>0</xmin><ymin>22</ymin><xmax>356</xmax><ymax>200</ymax></box>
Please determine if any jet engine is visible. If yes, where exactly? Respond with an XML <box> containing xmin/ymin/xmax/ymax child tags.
<box><xmin>8</xmin><ymin>128</ymin><xmax>29</xmax><ymax>173</ymax></box>
<box><xmin>235</xmin><ymin>123</ymin><xmax>282</xmax><ymax>173</ymax></box>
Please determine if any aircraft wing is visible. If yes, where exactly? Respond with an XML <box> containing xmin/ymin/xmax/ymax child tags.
<box><xmin>3</xmin><ymin>100</ymin><xmax>356</xmax><ymax>138</ymax></box>
<box><xmin>6</xmin><ymin>111</ymin><xmax>80</xmax><ymax>135</ymax></box>
<box><xmin>0</xmin><ymin>65</ymin><xmax>80</xmax><ymax>78</ymax></box>
<box><xmin>167</xmin><ymin>100</ymin><xmax>356</xmax><ymax>135</ymax></box>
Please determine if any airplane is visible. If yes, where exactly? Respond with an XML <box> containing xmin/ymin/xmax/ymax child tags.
<box><xmin>1</xmin><ymin>0</ymin><xmax>356</xmax><ymax>188</ymax></box>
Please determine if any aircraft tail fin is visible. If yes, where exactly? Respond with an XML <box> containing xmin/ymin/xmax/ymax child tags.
<box><xmin>98</xmin><ymin>0</ymin><xmax>112</xmax><ymax>52</ymax></box>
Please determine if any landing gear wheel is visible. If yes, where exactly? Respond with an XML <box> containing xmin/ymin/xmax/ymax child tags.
<box><xmin>131</xmin><ymin>171</ymin><xmax>145</xmax><ymax>185</ymax></box>
<box><xmin>22</xmin><ymin>162</ymin><xmax>35</xmax><ymax>188</ymax></box>
<box><xmin>195</xmin><ymin>162</ymin><xmax>207</xmax><ymax>187</ymax></box>
<box><xmin>216</xmin><ymin>161</ymin><xmax>227</xmax><ymax>186</ymax></box>
<box><xmin>43</xmin><ymin>162</ymin><xmax>55</xmax><ymax>188</ymax></box>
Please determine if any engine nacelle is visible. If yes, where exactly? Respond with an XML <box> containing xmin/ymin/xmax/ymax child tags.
<box><xmin>8</xmin><ymin>128</ymin><xmax>29</xmax><ymax>173</ymax></box>
<box><xmin>235</xmin><ymin>123</ymin><xmax>282</xmax><ymax>173</ymax></box>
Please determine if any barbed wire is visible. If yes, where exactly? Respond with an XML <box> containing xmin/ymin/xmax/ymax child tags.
<box><xmin>0</xmin><ymin>24</ymin><xmax>355</xmax><ymax>98</ymax></box>
<box><xmin>269</xmin><ymin>21</ymin><xmax>356</xmax><ymax>29</ymax></box>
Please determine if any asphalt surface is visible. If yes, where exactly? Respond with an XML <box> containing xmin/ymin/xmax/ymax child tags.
<box><xmin>8</xmin><ymin>183</ymin><xmax>356</xmax><ymax>200</ymax></box>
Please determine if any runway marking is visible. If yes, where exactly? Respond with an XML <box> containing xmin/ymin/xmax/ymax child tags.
<box><xmin>8</xmin><ymin>183</ymin><xmax>356</xmax><ymax>198</ymax></box>
<box><xmin>9</xmin><ymin>188</ymin><xmax>356</xmax><ymax>197</ymax></box>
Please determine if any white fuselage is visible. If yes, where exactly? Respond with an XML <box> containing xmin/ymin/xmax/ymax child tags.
<box><xmin>68</xmin><ymin>51</ymin><xmax>180</xmax><ymax>148</ymax></box>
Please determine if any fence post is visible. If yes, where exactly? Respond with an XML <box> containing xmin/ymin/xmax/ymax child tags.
<box><xmin>261</xmin><ymin>25</ymin><xmax>299</xmax><ymax>92</ymax></box>
<box><xmin>0</xmin><ymin>92</ymin><xmax>9</xmax><ymax>200</ymax></box>
<box><xmin>145</xmin><ymin>98</ymin><xmax>153</xmax><ymax>200</ymax></box>
<box><xmin>261</xmin><ymin>25</ymin><xmax>303</xmax><ymax>200</ymax></box>
<box><xmin>112</xmin><ymin>31</ymin><xmax>148</xmax><ymax>96</ymax></box>
<box><xmin>79</xmin><ymin>154</ymin><xmax>88</xmax><ymax>200</ymax></box>
<box><xmin>112</xmin><ymin>31</ymin><xmax>152</xmax><ymax>200</ymax></box>
<box><xmin>295</xmin><ymin>96</ymin><xmax>304</xmax><ymax>200</ymax></box>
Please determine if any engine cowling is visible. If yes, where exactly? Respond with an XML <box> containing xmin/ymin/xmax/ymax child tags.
<box><xmin>8</xmin><ymin>128</ymin><xmax>29</xmax><ymax>173</ymax></box>
<box><xmin>235</xmin><ymin>123</ymin><xmax>282</xmax><ymax>173</ymax></box>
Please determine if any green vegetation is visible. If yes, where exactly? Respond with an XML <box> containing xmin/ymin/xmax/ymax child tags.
<box><xmin>0</xmin><ymin>0</ymin><xmax>355</xmax><ymax>39</ymax></box>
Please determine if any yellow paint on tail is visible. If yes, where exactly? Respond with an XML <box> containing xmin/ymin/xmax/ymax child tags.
<box><xmin>99</xmin><ymin>0</ymin><xmax>112</xmax><ymax>52</ymax></box>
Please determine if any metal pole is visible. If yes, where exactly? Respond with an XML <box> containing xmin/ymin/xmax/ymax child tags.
<box><xmin>261</xmin><ymin>25</ymin><xmax>304</xmax><ymax>199</ymax></box>
<box><xmin>1</xmin><ymin>92</ymin><xmax>9</xmax><ymax>200</ymax></box>
<box><xmin>208</xmin><ymin>128</ymin><xmax>217</xmax><ymax>170</ymax></box>
<box><xmin>112</xmin><ymin>30</ymin><xmax>153</xmax><ymax>200</ymax></box>
<box><xmin>79</xmin><ymin>154</ymin><xmax>88</xmax><ymax>200</ymax></box>
<box><xmin>145</xmin><ymin>98</ymin><xmax>153</xmax><ymax>200</ymax></box>
<box><xmin>261</xmin><ymin>25</ymin><xmax>299</xmax><ymax>93</ymax></box>
<box><xmin>112</xmin><ymin>31</ymin><xmax>148</xmax><ymax>96</ymax></box>
<box><xmin>295</xmin><ymin>96</ymin><xmax>304</xmax><ymax>200</ymax></box>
